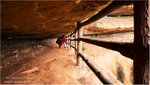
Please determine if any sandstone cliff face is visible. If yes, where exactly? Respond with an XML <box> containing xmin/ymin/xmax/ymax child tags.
<box><xmin>1</xmin><ymin>1</ymin><xmax>133</xmax><ymax>39</ymax></box>
<box><xmin>83</xmin><ymin>16</ymin><xmax>134</xmax><ymax>35</ymax></box>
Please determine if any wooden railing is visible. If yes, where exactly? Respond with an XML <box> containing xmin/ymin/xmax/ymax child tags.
<box><xmin>66</xmin><ymin>28</ymin><xmax>124</xmax><ymax>84</ymax></box>
<box><xmin>65</xmin><ymin>1</ymin><xmax>149</xmax><ymax>84</ymax></box>
<box><xmin>64</xmin><ymin>1</ymin><xmax>134</xmax><ymax>84</ymax></box>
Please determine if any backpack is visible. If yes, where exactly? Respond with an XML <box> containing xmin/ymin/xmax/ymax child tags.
<box><xmin>56</xmin><ymin>37</ymin><xmax>62</xmax><ymax>44</ymax></box>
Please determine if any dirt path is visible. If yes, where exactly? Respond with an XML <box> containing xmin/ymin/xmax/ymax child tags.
<box><xmin>1</xmin><ymin>40</ymin><xmax>101</xmax><ymax>84</ymax></box>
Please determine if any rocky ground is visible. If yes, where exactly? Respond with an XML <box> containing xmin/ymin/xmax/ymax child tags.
<box><xmin>1</xmin><ymin>39</ymin><xmax>102</xmax><ymax>84</ymax></box>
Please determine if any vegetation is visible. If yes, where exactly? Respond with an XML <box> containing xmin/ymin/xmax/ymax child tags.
<box><xmin>117</xmin><ymin>77</ymin><xmax>123</xmax><ymax>82</ymax></box>
<box><xmin>82</xmin><ymin>45</ymin><xmax>86</xmax><ymax>51</ymax></box>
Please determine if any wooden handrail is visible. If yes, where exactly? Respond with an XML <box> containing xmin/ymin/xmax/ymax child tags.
<box><xmin>79</xmin><ymin>53</ymin><xmax>122</xmax><ymax>84</ymax></box>
<box><xmin>80</xmin><ymin>53</ymin><xmax>107</xmax><ymax>83</ymax></box>
<box><xmin>80</xmin><ymin>1</ymin><xmax>133</xmax><ymax>27</ymax></box>
<box><xmin>83</xmin><ymin>30</ymin><xmax>134</xmax><ymax>36</ymax></box>
<box><xmin>70</xmin><ymin>45</ymin><xmax>77</xmax><ymax>51</ymax></box>
<box><xmin>70</xmin><ymin>38</ymin><xmax>134</xmax><ymax>60</ymax></box>
<box><xmin>69</xmin><ymin>45</ymin><xmax>122</xmax><ymax>84</ymax></box>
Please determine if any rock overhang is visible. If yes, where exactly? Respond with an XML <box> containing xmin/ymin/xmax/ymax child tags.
<box><xmin>1</xmin><ymin>1</ymin><xmax>133</xmax><ymax>40</ymax></box>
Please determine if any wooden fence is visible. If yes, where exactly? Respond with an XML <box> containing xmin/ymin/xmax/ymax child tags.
<box><xmin>66</xmin><ymin>1</ymin><xmax>149</xmax><ymax>84</ymax></box>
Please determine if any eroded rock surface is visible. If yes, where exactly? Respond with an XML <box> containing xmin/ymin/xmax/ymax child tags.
<box><xmin>1</xmin><ymin>1</ymin><xmax>111</xmax><ymax>39</ymax></box>
<box><xmin>1</xmin><ymin>1</ymin><xmax>133</xmax><ymax>39</ymax></box>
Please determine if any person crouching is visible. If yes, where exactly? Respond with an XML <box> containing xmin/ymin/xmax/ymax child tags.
<box><xmin>59</xmin><ymin>35</ymin><xmax>67</xmax><ymax>48</ymax></box>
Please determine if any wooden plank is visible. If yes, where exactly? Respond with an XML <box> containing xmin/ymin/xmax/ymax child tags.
<box><xmin>70</xmin><ymin>45</ymin><xmax>122</xmax><ymax>84</ymax></box>
<box><xmin>79</xmin><ymin>53</ymin><xmax>112</xmax><ymax>84</ymax></box>
<box><xmin>70</xmin><ymin>35</ymin><xmax>72</xmax><ymax>50</ymax></box>
<box><xmin>69</xmin><ymin>31</ymin><xmax>75</xmax><ymax>36</ymax></box>
<box><xmin>80</xmin><ymin>1</ymin><xmax>132</xmax><ymax>27</ymax></box>
<box><xmin>76</xmin><ymin>27</ymin><xmax>83</xmax><ymax>66</ymax></box>
<box><xmin>75</xmin><ymin>31</ymin><xmax>78</xmax><ymax>56</ymax></box>
<box><xmin>79</xmin><ymin>53</ymin><xmax>123</xmax><ymax>84</ymax></box>
<box><xmin>71</xmin><ymin>45</ymin><xmax>77</xmax><ymax>51</ymax></box>
<box><xmin>68</xmin><ymin>35</ymin><xmax>70</xmax><ymax>45</ymax></box>
<box><xmin>67</xmin><ymin>35</ymin><xmax>69</xmax><ymax>44</ymax></box>
<box><xmin>133</xmin><ymin>1</ymin><xmax>149</xmax><ymax>84</ymax></box>
<box><xmin>83</xmin><ymin>30</ymin><xmax>133</xmax><ymax>36</ymax></box>
<box><xmin>74</xmin><ymin>38</ymin><xmax>134</xmax><ymax>60</ymax></box>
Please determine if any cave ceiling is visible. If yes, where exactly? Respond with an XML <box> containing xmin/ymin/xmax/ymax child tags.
<box><xmin>1</xmin><ymin>0</ymin><xmax>133</xmax><ymax>40</ymax></box>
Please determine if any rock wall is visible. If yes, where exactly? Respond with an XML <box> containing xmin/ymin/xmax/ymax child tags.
<box><xmin>83</xmin><ymin>16</ymin><xmax>134</xmax><ymax>35</ymax></box>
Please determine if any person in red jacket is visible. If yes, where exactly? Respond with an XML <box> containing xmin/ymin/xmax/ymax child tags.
<box><xmin>59</xmin><ymin>35</ymin><xmax>67</xmax><ymax>48</ymax></box>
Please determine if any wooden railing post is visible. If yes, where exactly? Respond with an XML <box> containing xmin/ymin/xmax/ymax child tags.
<box><xmin>69</xmin><ymin>35</ymin><xmax>71</xmax><ymax>45</ymax></box>
<box><xmin>134</xmin><ymin>1</ymin><xmax>149</xmax><ymax>84</ymax></box>
<box><xmin>66</xmin><ymin>35</ymin><xmax>69</xmax><ymax>44</ymax></box>
<box><xmin>68</xmin><ymin>35</ymin><xmax>69</xmax><ymax>43</ymax></box>
<box><xmin>67</xmin><ymin>35</ymin><xmax>69</xmax><ymax>43</ymax></box>
<box><xmin>75</xmin><ymin>30</ymin><xmax>78</xmax><ymax>56</ymax></box>
<box><xmin>70</xmin><ymin>35</ymin><xmax>72</xmax><ymax>50</ymax></box>
<box><xmin>76</xmin><ymin>27</ymin><xmax>83</xmax><ymax>66</ymax></box>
